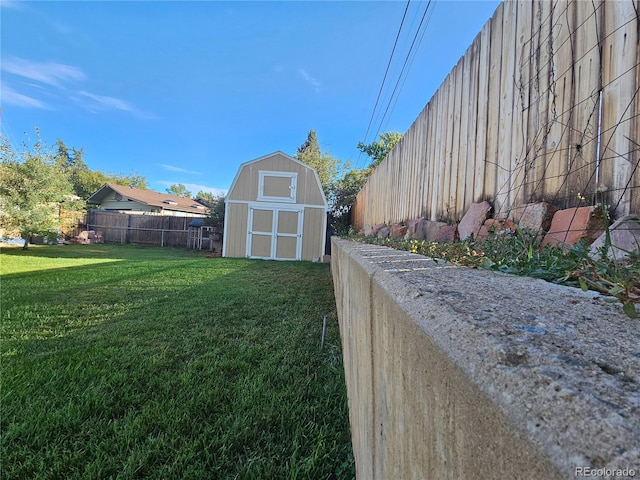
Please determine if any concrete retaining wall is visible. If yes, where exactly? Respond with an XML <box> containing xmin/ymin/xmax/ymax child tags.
<box><xmin>331</xmin><ymin>238</ymin><xmax>639</xmax><ymax>479</ymax></box>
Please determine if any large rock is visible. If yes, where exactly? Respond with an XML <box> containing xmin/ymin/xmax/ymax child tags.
<box><xmin>404</xmin><ymin>218</ymin><xmax>425</xmax><ymax>240</ymax></box>
<box><xmin>377</xmin><ymin>226</ymin><xmax>391</xmax><ymax>239</ymax></box>
<box><xmin>424</xmin><ymin>221</ymin><xmax>448</xmax><ymax>241</ymax></box>
<box><xmin>403</xmin><ymin>219</ymin><xmax>448</xmax><ymax>241</ymax></box>
<box><xmin>541</xmin><ymin>205</ymin><xmax>606</xmax><ymax>249</ymax></box>
<box><xmin>435</xmin><ymin>225</ymin><xmax>459</xmax><ymax>243</ymax></box>
<box><xmin>364</xmin><ymin>224</ymin><xmax>374</xmax><ymax>236</ymax></box>
<box><xmin>371</xmin><ymin>224</ymin><xmax>387</xmax><ymax>236</ymax></box>
<box><xmin>458</xmin><ymin>201</ymin><xmax>492</xmax><ymax>240</ymax></box>
<box><xmin>510</xmin><ymin>202</ymin><xmax>559</xmax><ymax>235</ymax></box>
<box><xmin>477</xmin><ymin>218</ymin><xmax>516</xmax><ymax>240</ymax></box>
<box><xmin>390</xmin><ymin>224</ymin><xmax>408</xmax><ymax>239</ymax></box>
<box><xmin>589</xmin><ymin>215</ymin><xmax>640</xmax><ymax>260</ymax></box>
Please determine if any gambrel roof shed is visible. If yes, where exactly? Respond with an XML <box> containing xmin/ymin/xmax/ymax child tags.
<box><xmin>223</xmin><ymin>151</ymin><xmax>328</xmax><ymax>261</ymax></box>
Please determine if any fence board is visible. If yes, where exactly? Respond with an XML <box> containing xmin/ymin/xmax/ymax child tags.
<box><xmin>632</xmin><ymin>0</ymin><xmax>640</xmax><ymax>215</ymax></box>
<box><xmin>463</xmin><ymin>37</ymin><xmax>480</xmax><ymax>211</ymax></box>
<box><xmin>495</xmin><ymin>0</ymin><xmax>518</xmax><ymax>215</ymax></box>
<box><xmin>484</xmin><ymin>3</ymin><xmax>505</xmax><ymax>214</ymax></box>
<box><xmin>564</xmin><ymin>0</ymin><xmax>602</xmax><ymax>208</ymax></box>
<box><xmin>452</xmin><ymin>54</ymin><xmax>472</xmax><ymax>216</ymax></box>
<box><xmin>475</xmin><ymin>21</ymin><xmax>492</xmax><ymax>204</ymax></box>
<box><xmin>523</xmin><ymin>0</ymin><xmax>553</xmax><ymax>204</ymax></box>
<box><xmin>510</xmin><ymin>0</ymin><xmax>533</xmax><ymax>213</ymax></box>
<box><xmin>85</xmin><ymin>211</ymin><xmax>194</xmax><ymax>247</ymax></box>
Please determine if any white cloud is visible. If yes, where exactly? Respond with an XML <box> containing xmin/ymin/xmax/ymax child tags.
<box><xmin>2</xmin><ymin>56</ymin><xmax>85</xmax><ymax>87</ymax></box>
<box><xmin>161</xmin><ymin>164</ymin><xmax>202</xmax><ymax>175</ymax></box>
<box><xmin>75</xmin><ymin>91</ymin><xmax>159</xmax><ymax>120</ymax></box>
<box><xmin>298</xmin><ymin>68</ymin><xmax>322</xmax><ymax>92</ymax></box>
<box><xmin>76</xmin><ymin>91</ymin><xmax>134</xmax><ymax>111</ymax></box>
<box><xmin>2</xmin><ymin>56</ymin><xmax>157</xmax><ymax>120</ymax></box>
<box><xmin>1</xmin><ymin>85</ymin><xmax>49</xmax><ymax>109</ymax></box>
<box><xmin>0</xmin><ymin>1</ymin><xmax>26</xmax><ymax>10</ymax></box>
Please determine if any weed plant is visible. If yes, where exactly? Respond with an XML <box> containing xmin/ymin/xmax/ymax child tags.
<box><xmin>1</xmin><ymin>244</ymin><xmax>354</xmax><ymax>479</ymax></box>
<box><xmin>345</xmin><ymin>226</ymin><xmax>640</xmax><ymax>318</ymax></box>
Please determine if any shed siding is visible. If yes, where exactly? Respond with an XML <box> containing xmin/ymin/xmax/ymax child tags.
<box><xmin>301</xmin><ymin>207</ymin><xmax>325</xmax><ymax>260</ymax></box>
<box><xmin>227</xmin><ymin>154</ymin><xmax>325</xmax><ymax>206</ymax></box>
<box><xmin>225</xmin><ymin>203</ymin><xmax>248</xmax><ymax>257</ymax></box>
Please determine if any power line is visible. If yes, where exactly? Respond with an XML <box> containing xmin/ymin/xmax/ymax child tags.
<box><xmin>372</xmin><ymin>0</ymin><xmax>433</xmax><ymax>146</ymax></box>
<box><xmin>381</xmin><ymin>1</ymin><xmax>436</xmax><ymax>134</ymax></box>
<box><xmin>358</xmin><ymin>0</ymin><xmax>436</xmax><ymax>169</ymax></box>
<box><xmin>357</xmin><ymin>0</ymin><xmax>412</xmax><ymax>169</ymax></box>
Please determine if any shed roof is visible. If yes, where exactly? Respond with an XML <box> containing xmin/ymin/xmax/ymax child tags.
<box><xmin>87</xmin><ymin>184</ymin><xmax>209</xmax><ymax>215</ymax></box>
<box><xmin>227</xmin><ymin>151</ymin><xmax>327</xmax><ymax>207</ymax></box>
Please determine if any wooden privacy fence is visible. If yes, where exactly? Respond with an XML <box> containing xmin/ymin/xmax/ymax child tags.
<box><xmin>85</xmin><ymin>211</ymin><xmax>192</xmax><ymax>247</ymax></box>
<box><xmin>353</xmin><ymin>0</ymin><xmax>640</xmax><ymax>229</ymax></box>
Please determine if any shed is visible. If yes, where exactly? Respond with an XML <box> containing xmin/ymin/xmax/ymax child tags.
<box><xmin>223</xmin><ymin>151</ymin><xmax>327</xmax><ymax>261</ymax></box>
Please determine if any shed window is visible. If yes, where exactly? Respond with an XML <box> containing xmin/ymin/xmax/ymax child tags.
<box><xmin>258</xmin><ymin>171</ymin><xmax>297</xmax><ymax>203</ymax></box>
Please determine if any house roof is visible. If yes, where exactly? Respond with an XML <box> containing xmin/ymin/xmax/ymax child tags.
<box><xmin>86</xmin><ymin>184</ymin><xmax>209</xmax><ymax>215</ymax></box>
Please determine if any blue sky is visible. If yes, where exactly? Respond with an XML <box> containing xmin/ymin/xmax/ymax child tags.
<box><xmin>1</xmin><ymin>0</ymin><xmax>500</xmax><ymax>197</ymax></box>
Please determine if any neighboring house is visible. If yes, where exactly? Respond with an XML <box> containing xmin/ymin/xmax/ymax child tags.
<box><xmin>86</xmin><ymin>184</ymin><xmax>208</xmax><ymax>217</ymax></box>
<box><xmin>223</xmin><ymin>151</ymin><xmax>327</xmax><ymax>261</ymax></box>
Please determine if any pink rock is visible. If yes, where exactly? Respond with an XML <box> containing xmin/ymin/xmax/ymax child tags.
<box><xmin>377</xmin><ymin>226</ymin><xmax>391</xmax><ymax>239</ymax></box>
<box><xmin>477</xmin><ymin>218</ymin><xmax>517</xmax><ymax>239</ymax></box>
<box><xmin>510</xmin><ymin>202</ymin><xmax>558</xmax><ymax>235</ymax></box>
<box><xmin>589</xmin><ymin>215</ymin><xmax>640</xmax><ymax>260</ymax></box>
<box><xmin>371</xmin><ymin>224</ymin><xmax>387</xmax><ymax>236</ymax></box>
<box><xmin>435</xmin><ymin>225</ymin><xmax>459</xmax><ymax>243</ymax></box>
<box><xmin>404</xmin><ymin>219</ymin><xmax>424</xmax><ymax>240</ymax></box>
<box><xmin>390</xmin><ymin>224</ymin><xmax>408</xmax><ymax>239</ymax></box>
<box><xmin>458</xmin><ymin>201</ymin><xmax>492</xmax><ymax>240</ymax></box>
<box><xmin>541</xmin><ymin>205</ymin><xmax>606</xmax><ymax>248</ymax></box>
<box><xmin>424</xmin><ymin>221</ymin><xmax>447</xmax><ymax>241</ymax></box>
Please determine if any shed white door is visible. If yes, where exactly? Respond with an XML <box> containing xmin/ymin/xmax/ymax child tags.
<box><xmin>247</xmin><ymin>207</ymin><xmax>303</xmax><ymax>260</ymax></box>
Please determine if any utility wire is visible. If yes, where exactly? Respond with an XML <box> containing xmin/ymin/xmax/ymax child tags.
<box><xmin>381</xmin><ymin>1</ymin><xmax>436</xmax><ymax>134</ymax></box>
<box><xmin>357</xmin><ymin>0</ymin><xmax>411</xmax><ymax>168</ymax></box>
<box><xmin>372</xmin><ymin>0</ymin><xmax>433</xmax><ymax>145</ymax></box>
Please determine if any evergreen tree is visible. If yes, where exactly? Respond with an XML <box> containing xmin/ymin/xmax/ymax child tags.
<box><xmin>295</xmin><ymin>129</ymin><xmax>339</xmax><ymax>194</ymax></box>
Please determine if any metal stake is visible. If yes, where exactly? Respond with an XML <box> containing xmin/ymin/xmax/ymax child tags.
<box><xmin>321</xmin><ymin>314</ymin><xmax>328</xmax><ymax>349</ymax></box>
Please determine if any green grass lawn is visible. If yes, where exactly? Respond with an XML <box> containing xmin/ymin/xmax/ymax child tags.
<box><xmin>1</xmin><ymin>244</ymin><xmax>354</xmax><ymax>479</ymax></box>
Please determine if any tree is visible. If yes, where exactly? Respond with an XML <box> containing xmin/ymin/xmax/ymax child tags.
<box><xmin>325</xmin><ymin>132</ymin><xmax>403</xmax><ymax>234</ymax></box>
<box><xmin>195</xmin><ymin>190</ymin><xmax>216</xmax><ymax>203</ymax></box>
<box><xmin>54</xmin><ymin>140</ymin><xmax>96</xmax><ymax>201</ymax></box>
<box><xmin>296</xmin><ymin>129</ymin><xmax>340</xmax><ymax>194</ymax></box>
<box><xmin>54</xmin><ymin>139</ymin><xmax>148</xmax><ymax>198</ymax></box>
<box><xmin>0</xmin><ymin>134</ymin><xmax>74</xmax><ymax>249</ymax></box>
<box><xmin>357</xmin><ymin>131</ymin><xmax>403</xmax><ymax>168</ymax></box>
<box><xmin>166</xmin><ymin>183</ymin><xmax>192</xmax><ymax>198</ymax></box>
<box><xmin>110</xmin><ymin>173</ymin><xmax>147</xmax><ymax>190</ymax></box>
<box><xmin>326</xmin><ymin>168</ymin><xmax>370</xmax><ymax>234</ymax></box>
<box><xmin>204</xmin><ymin>196</ymin><xmax>225</xmax><ymax>229</ymax></box>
